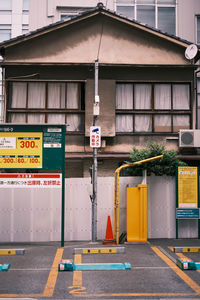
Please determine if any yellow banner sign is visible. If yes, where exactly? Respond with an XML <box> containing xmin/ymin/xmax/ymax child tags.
<box><xmin>0</xmin><ymin>132</ymin><xmax>43</xmax><ymax>168</ymax></box>
<box><xmin>178</xmin><ymin>166</ymin><xmax>198</xmax><ymax>208</ymax></box>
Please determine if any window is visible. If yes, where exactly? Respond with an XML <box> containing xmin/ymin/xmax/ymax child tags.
<box><xmin>59</xmin><ymin>7</ymin><xmax>89</xmax><ymax>21</ymax></box>
<box><xmin>23</xmin><ymin>0</ymin><xmax>29</xmax><ymax>11</ymax></box>
<box><xmin>7</xmin><ymin>81</ymin><xmax>85</xmax><ymax>132</ymax></box>
<box><xmin>116</xmin><ymin>83</ymin><xmax>191</xmax><ymax>133</ymax></box>
<box><xmin>0</xmin><ymin>25</ymin><xmax>11</xmax><ymax>42</ymax></box>
<box><xmin>60</xmin><ymin>14</ymin><xmax>78</xmax><ymax>21</ymax></box>
<box><xmin>22</xmin><ymin>24</ymin><xmax>29</xmax><ymax>34</ymax></box>
<box><xmin>116</xmin><ymin>0</ymin><xmax>176</xmax><ymax>35</ymax></box>
<box><xmin>197</xmin><ymin>16</ymin><xmax>200</xmax><ymax>44</ymax></box>
<box><xmin>0</xmin><ymin>0</ymin><xmax>12</xmax><ymax>10</ymax></box>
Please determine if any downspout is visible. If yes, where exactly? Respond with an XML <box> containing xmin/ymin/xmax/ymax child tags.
<box><xmin>195</xmin><ymin>62</ymin><xmax>200</xmax><ymax>129</ymax></box>
<box><xmin>0</xmin><ymin>50</ymin><xmax>5</xmax><ymax>123</ymax></box>
<box><xmin>0</xmin><ymin>66</ymin><xmax>5</xmax><ymax>123</ymax></box>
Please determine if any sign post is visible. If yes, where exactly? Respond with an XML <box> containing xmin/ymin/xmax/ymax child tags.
<box><xmin>0</xmin><ymin>124</ymin><xmax>66</xmax><ymax>246</ymax></box>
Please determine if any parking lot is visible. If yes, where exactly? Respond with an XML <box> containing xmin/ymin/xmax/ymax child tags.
<box><xmin>0</xmin><ymin>239</ymin><xmax>200</xmax><ymax>300</ymax></box>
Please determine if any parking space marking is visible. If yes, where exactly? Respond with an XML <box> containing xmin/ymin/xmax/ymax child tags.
<box><xmin>0</xmin><ymin>247</ymin><xmax>63</xmax><ymax>298</ymax></box>
<box><xmin>73</xmin><ymin>254</ymin><xmax>82</xmax><ymax>286</ymax></box>
<box><xmin>67</xmin><ymin>246</ymin><xmax>199</xmax><ymax>298</ymax></box>
<box><xmin>43</xmin><ymin>248</ymin><xmax>64</xmax><ymax>297</ymax></box>
<box><xmin>151</xmin><ymin>246</ymin><xmax>200</xmax><ymax>294</ymax></box>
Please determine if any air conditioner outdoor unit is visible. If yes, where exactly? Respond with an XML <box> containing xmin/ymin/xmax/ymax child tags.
<box><xmin>179</xmin><ymin>130</ymin><xmax>200</xmax><ymax>147</ymax></box>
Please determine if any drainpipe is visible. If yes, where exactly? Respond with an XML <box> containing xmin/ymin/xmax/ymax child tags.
<box><xmin>0</xmin><ymin>64</ymin><xmax>5</xmax><ymax>123</ymax></box>
<box><xmin>195</xmin><ymin>63</ymin><xmax>200</xmax><ymax>129</ymax></box>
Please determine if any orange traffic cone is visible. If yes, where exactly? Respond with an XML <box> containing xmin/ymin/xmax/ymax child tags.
<box><xmin>103</xmin><ymin>216</ymin><xmax>116</xmax><ymax>245</ymax></box>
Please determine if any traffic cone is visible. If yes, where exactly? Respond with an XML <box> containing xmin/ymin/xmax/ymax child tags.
<box><xmin>103</xmin><ymin>216</ymin><xmax>116</xmax><ymax>245</ymax></box>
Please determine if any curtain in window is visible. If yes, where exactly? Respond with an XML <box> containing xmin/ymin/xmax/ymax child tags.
<box><xmin>116</xmin><ymin>84</ymin><xmax>133</xmax><ymax>132</ymax></box>
<box><xmin>48</xmin><ymin>83</ymin><xmax>64</xmax><ymax>108</ymax></box>
<box><xmin>66</xmin><ymin>114</ymin><xmax>84</xmax><ymax>131</ymax></box>
<box><xmin>116</xmin><ymin>115</ymin><xmax>133</xmax><ymax>132</ymax></box>
<box><xmin>135</xmin><ymin>115</ymin><xmax>152</xmax><ymax>132</ymax></box>
<box><xmin>48</xmin><ymin>114</ymin><xmax>65</xmax><ymax>124</ymax></box>
<box><xmin>28</xmin><ymin>113</ymin><xmax>45</xmax><ymax>124</ymax></box>
<box><xmin>154</xmin><ymin>84</ymin><xmax>171</xmax><ymax>109</ymax></box>
<box><xmin>173</xmin><ymin>115</ymin><xmax>190</xmax><ymax>132</ymax></box>
<box><xmin>28</xmin><ymin>83</ymin><xmax>45</xmax><ymax>108</ymax></box>
<box><xmin>173</xmin><ymin>84</ymin><xmax>190</xmax><ymax>110</ymax></box>
<box><xmin>67</xmin><ymin>83</ymin><xmax>79</xmax><ymax>109</ymax></box>
<box><xmin>154</xmin><ymin>114</ymin><xmax>171</xmax><ymax>132</ymax></box>
<box><xmin>11</xmin><ymin>82</ymin><xmax>27</xmax><ymax>108</ymax></box>
<box><xmin>11</xmin><ymin>114</ymin><xmax>26</xmax><ymax>123</ymax></box>
<box><xmin>134</xmin><ymin>84</ymin><xmax>151</xmax><ymax>109</ymax></box>
<box><xmin>134</xmin><ymin>84</ymin><xmax>151</xmax><ymax>131</ymax></box>
<box><xmin>116</xmin><ymin>84</ymin><xmax>133</xmax><ymax>109</ymax></box>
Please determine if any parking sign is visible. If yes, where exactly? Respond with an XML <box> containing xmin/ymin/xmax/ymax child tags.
<box><xmin>90</xmin><ymin>126</ymin><xmax>101</xmax><ymax>148</ymax></box>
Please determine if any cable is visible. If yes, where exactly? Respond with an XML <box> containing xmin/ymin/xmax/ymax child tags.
<box><xmin>7</xmin><ymin>73</ymin><xmax>39</xmax><ymax>80</ymax></box>
<box><xmin>96</xmin><ymin>2</ymin><xmax>106</xmax><ymax>60</ymax></box>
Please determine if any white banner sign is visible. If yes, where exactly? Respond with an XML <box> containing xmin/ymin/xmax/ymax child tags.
<box><xmin>0</xmin><ymin>174</ymin><xmax>62</xmax><ymax>188</ymax></box>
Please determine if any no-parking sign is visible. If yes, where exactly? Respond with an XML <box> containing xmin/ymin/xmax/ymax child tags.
<box><xmin>90</xmin><ymin>126</ymin><xmax>101</xmax><ymax>148</ymax></box>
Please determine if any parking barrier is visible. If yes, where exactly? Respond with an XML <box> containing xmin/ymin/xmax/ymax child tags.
<box><xmin>73</xmin><ymin>247</ymin><xmax>125</xmax><ymax>254</ymax></box>
<box><xmin>0</xmin><ymin>264</ymin><xmax>10</xmax><ymax>271</ymax></box>
<box><xmin>0</xmin><ymin>249</ymin><xmax>25</xmax><ymax>255</ymax></box>
<box><xmin>58</xmin><ymin>259</ymin><xmax>131</xmax><ymax>271</ymax></box>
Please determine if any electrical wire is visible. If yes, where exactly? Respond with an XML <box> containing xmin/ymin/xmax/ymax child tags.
<box><xmin>7</xmin><ymin>73</ymin><xmax>39</xmax><ymax>80</ymax></box>
<box><xmin>96</xmin><ymin>2</ymin><xmax>107</xmax><ymax>60</ymax></box>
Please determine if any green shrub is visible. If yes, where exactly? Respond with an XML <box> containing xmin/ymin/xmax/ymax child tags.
<box><xmin>125</xmin><ymin>142</ymin><xmax>187</xmax><ymax>176</ymax></box>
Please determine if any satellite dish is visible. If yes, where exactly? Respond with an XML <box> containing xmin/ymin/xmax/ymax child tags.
<box><xmin>185</xmin><ymin>44</ymin><xmax>198</xmax><ymax>60</ymax></box>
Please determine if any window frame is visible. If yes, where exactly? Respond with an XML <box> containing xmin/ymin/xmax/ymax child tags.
<box><xmin>0</xmin><ymin>0</ymin><xmax>12</xmax><ymax>11</ymax></box>
<box><xmin>116</xmin><ymin>0</ymin><xmax>177</xmax><ymax>35</ymax></box>
<box><xmin>116</xmin><ymin>82</ymin><xmax>192</xmax><ymax>134</ymax></box>
<box><xmin>6</xmin><ymin>80</ymin><xmax>85</xmax><ymax>134</ymax></box>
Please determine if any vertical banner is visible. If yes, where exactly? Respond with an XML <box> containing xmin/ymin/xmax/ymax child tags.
<box><xmin>176</xmin><ymin>166</ymin><xmax>200</xmax><ymax>239</ymax></box>
<box><xmin>178</xmin><ymin>166</ymin><xmax>198</xmax><ymax>208</ymax></box>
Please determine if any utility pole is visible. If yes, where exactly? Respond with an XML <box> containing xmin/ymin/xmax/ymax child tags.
<box><xmin>91</xmin><ymin>59</ymin><xmax>99</xmax><ymax>242</ymax></box>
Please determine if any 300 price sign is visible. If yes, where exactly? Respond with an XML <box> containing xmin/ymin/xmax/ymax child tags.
<box><xmin>0</xmin><ymin>133</ymin><xmax>43</xmax><ymax>169</ymax></box>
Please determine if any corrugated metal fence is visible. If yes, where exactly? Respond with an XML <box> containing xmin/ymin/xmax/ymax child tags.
<box><xmin>0</xmin><ymin>176</ymin><xmax>198</xmax><ymax>242</ymax></box>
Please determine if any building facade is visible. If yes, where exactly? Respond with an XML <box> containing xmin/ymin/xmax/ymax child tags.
<box><xmin>0</xmin><ymin>6</ymin><xmax>199</xmax><ymax>178</ymax></box>
<box><xmin>0</xmin><ymin>0</ymin><xmax>29</xmax><ymax>122</ymax></box>
<box><xmin>0</xmin><ymin>1</ymin><xmax>200</xmax><ymax>178</ymax></box>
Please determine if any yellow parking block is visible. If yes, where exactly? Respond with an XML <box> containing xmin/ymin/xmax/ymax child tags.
<box><xmin>0</xmin><ymin>249</ymin><xmax>25</xmax><ymax>255</ymax></box>
<box><xmin>82</xmin><ymin>248</ymin><xmax>117</xmax><ymax>254</ymax></box>
<box><xmin>0</xmin><ymin>250</ymin><xmax>16</xmax><ymax>255</ymax></box>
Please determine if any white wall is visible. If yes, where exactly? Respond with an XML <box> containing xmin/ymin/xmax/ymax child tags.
<box><xmin>0</xmin><ymin>176</ymin><xmax>198</xmax><ymax>242</ymax></box>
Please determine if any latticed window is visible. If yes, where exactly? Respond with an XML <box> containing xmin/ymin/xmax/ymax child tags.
<box><xmin>7</xmin><ymin>81</ymin><xmax>85</xmax><ymax>132</ymax></box>
<box><xmin>116</xmin><ymin>82</ymin><xmax>191</xmax><ymax>133</ymax></box>
<box><xmin>116</xmin><ymin>0</ymin><xmax>176</xmax><ymax>35</ymax></box>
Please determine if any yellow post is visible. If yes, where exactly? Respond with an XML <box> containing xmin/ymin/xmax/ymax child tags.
<box><xmin>114</xmin><ymin>155</ymin><xmax>163</xmax><ymax>244</ymax></box>
<box><xmin>127</xmin><ymin>184</ymin><xmax>147</xmax><ymax>242</ymax></box>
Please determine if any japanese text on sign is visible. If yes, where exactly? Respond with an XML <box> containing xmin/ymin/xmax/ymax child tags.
<box><xmin>90</xmin><ymin>126</ymin><xmax>101</xmax><ymax>148</ymax></box>
<box><xmin>0</xmin><ymin>132</ymin><xmax>43</xmax><ymax>168</ymax></box>
<box><xmin>0</xmin><ymin>174</ymin><xmax>61</xmax><ymax>188</ymax></box>
<box><xmin>178</xmin><ymin>166</ymin><xmax>198</xmax><ymax>208</ymax></box>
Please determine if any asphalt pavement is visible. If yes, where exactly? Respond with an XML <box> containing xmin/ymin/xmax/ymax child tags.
<box><xmin>0</xmin><ymin>239</ymin><xmax>200</xmax><ymax>300</ymax></box>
